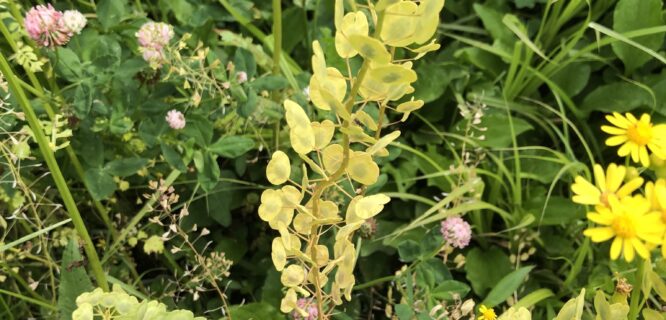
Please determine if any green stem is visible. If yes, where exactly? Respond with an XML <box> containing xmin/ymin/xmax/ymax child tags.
<box><xmin>272</xmin><ymin>0</ymin><xmax>283</xmax><ymax>151</ymax></box>
<box><xmin>102</xmin><ymin>170</ymin><xmax>182</xmax><ymax>264</ymax></box>
<box><xmin>0</xmin><ymin>288</ymin><xmax>56</xmax><ymax>311</ymax></box>
<box><xmin>0</xmin><ymin>54</ymin><xmax>109</xmax><ymax>291</ymax></box>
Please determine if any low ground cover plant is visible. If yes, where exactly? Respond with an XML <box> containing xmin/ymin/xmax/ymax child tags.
<box><xmin>1</xmin><ymin>0</ymin><xmax>666</xmax><ymax>319</ymax></box>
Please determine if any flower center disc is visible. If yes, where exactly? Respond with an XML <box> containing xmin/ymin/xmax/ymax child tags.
<box><xmin>627</xmin><ymin>122</ymin><xmax>652</xmax><ymax>146</ymax></box>
<box><xmin>612</xmin><ymin>215</ymin><xmax>636</xmax><ymax>238</ymax></box>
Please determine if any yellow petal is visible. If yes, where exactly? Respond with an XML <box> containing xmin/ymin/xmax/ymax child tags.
<box><xmin>601</xmin><ymin>125</ymin><xmax>627</xmax><ymax>135</ymax></box>
<box><xmin>312</xmin><ymin>120</ymin><xmax>336</xmax><ymax>149</ymax></box>
<box><xmin>258</xmin><ymin>189</ymin><xmax>283</xmax><ymax>222</ymax></box>
<box><xmin>587</xmin><ymin>212</ymin><xmax>613</xmax><ymax>225</ymax></box>
<box><xmin>335</xmin><ymin>11</ymin><xmax>369</xmax><ymax>58</ymax></box>
<box><xmin>290</xmin><ymin>127</ymin><xmax>315</xmax><ymax>155</ymax></box>
<box><xmin>271</xmin><ymin>237</ymin><xmax>287</xmax><ymax>271</ymax></box>
<box><xmin>323</xmin><ymin>144</ymin><xmax>344</xmax><ymax>174</ymax></box>
<box><xmin>610</xmin><ymin>237</ymin><xmax>622</xmax><ymax>260</ymax></box>
<box><xmin>616</xmin><ymin>177</ymin><xmax>644</xmax><ymax>197</ymax></box>
<box><xmin>280</xmin><ymin>288</ymin><xmax>298</xmax><ymax>313</ymax></box>
<box><xmin>623</xmin><ymin>239</ymin><xmax>635</xmax><ymax>262</ymax></box>
<box><xmin>347</xmin><ymin>151</ymin><xmax>380</xmax><ymax>185</ymax></box>
<box><xmin>281</xmin><ymin>264</ymin><xmax>306</xmax><ymax>287</ymax></box>
<box><xmin>380</xmin><ymin>1</ymin><xmax>418</xmax><ymax>46</ymax></box>
<box><xmin>355</xmin><ymin>194</ymin><xmax>391</xmax><ymax>219</ymax></box>
<box><xmin>266</xmin><ymin>151</ymin><xmax>291</xmax><ymax>185</ymax></box>
<box><xmin>593</xmin><ymin>164</ymin><xmax>606</xmax><ymax>191</ymax></box>
<box><xmin>348</xmin><ymin>34</ymin><xmax>391</xmax><ymax>64</ymax></box>
<box><xmin>293</xmin><ymin>213</ymin><xmax>313</xmax><ymax>235</ymax></box>
<box><xmin>583</xmin><ymin>227</ymin><xmax>615</xmax><ymax>242</ymax></box>
<box><xmin>309</xmin><ymin>67</ymin><xmax>347</xmax><ymax>111</ymax></box>
<box><xmin>367</xmin><ymin>131</ymin><xmax>401</xmax><ymax>156</ymax></box>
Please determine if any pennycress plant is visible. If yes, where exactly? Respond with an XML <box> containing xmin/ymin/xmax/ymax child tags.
<box><xmin>258</xmin><ymin>0</ymin><xmax>443</xmax><ymax>317</ymax></box>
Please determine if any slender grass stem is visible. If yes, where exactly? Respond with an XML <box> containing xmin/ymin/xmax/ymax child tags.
<box><xmin>0</xmin><ymin>54</ymin><xmax>109</xmax><ymax>291</ymax></box>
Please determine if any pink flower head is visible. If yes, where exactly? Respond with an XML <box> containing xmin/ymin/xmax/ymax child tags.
<box><xmin>24</xmin><ymin>4</ymin><xmax>70</xmax><ymax>47</ymax></box>
<box><xmin>59</xmin><ymin>10</ymin><xmax>87</xmax><ymax>35</ymax></box>
<box><xmin>141</xmin><ymin>47</ymin><xmax>166</xmax><ymax>68</ymax></box>
<box><xmin>165</xmin><ymin>110</ymin><xmax>186</xmax><ymax>130</ymax></box>
<box><xmin>440</xmin><ymin>216</ymin><xmax>471</xmax><ymax>249</ymax></box>
<box><xmin>291</xmin><ymin>298</ymin><xmax>318</xmax><ymax>320</ymax></box>
<box><xmin>236</xmin><ymin>71</ymin><xmax>248</xmax><ymax>83</ymax></box>
<box><xmin>135</xmin><ymin>21</ymin><xmax>174</xmax><ymax>50</ymax></box>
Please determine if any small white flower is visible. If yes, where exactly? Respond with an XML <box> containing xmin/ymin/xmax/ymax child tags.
<box><xmin>60</xmin><ymin>10</ymin><xmax>87</xmax><ymax>35</ymax></box>
<box><xmin>165</xmin><ymin>110</ymin><xmax>186</xmax><ymax>130</ymax></box>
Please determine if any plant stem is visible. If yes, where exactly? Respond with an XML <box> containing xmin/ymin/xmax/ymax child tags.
<box><xmin>102</xmin><ymin>170</ymin><xmax>182</xmax><ymax>263</ymax></box>
<box><xmin>272</xmin><ymin>0</ymin><xmax>283</xmax><ymax>151</ymax></box>
<box><xmin>0</xmin><ymin>54</ymin><xmax>109</xmax><ymax>291</ymax></box>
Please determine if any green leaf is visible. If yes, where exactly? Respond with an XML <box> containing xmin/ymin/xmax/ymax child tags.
<box><xmin>281</xmin><ymin>7</ymin><xmax>307</xmax><ymax>53</ymax></box>
<box><xmin>104</xmin><ymin>158</ymin><xmax>148</xmax><ymax>177</ymax></box>
<box><xmin>396</xmin><ymin>239</ymin><xmax>421</xmax><ymax>262</ymax></box>
<box><xmin>72</xmin><ymin>81</ymin><xmax>93</xmax><ymax>118</ymax></box>
<box><xmin>84</xmin><ymin>168</ymin><xmax>116</xmax><ymax>200</ymax></box>
<box><xmin>208</xmin><ymin>136</ymin><xmax>255</xmax><ymax>158</ymax></box>
<box><xmin>96</xmin><ymin>0</ymin><xmax>128</xmax><ymax>30</ymax></box>
<box><xmin>555</xmin><ymin>289</ymin><xmax>585</xmax><ymax>320</ymax></box>
<box><xmin>580</xmin><ymin>82</ymin><xmax>652</xmax><ymax>114</ymax></box>
<box><xmin>161</xmin><ymin>142</ymin><xmax>188</xmax><ymax>171</ymax></box>
<box><xmin>238</xmin><ymin>88</ymin><xmax>258</xmax><ymax>118</ymax></box>
<box><xmin>482</xmin><ymin>266</ymin><xmax>534</xmax><ymax>307</ymax></box>
<box><xmin>251</xmin><ymin>75</ymin><xmax>290</xmax><ymax>91</ymax></box>
<box><xmin>473</xmin><ymin>4</ymin><xmax>513</xmax><ymax>44</ymax></box>
<box><xmin>611</xmin><ymin>0</ymin><xmax>665</xmax><ymax>74</ymax></box>
<box><xmin>465</xmin><ymin>247</ymin><xmax>512</xmax><ymax>296</ymax></box>
<box><xmin>194</xmin><ymin>151</ymin><xmax>220</xmax><ymax>192</ymax></box>
<box><xmin>394</xmin><ymin>304</ymin><xmax>415</xmax><ymax>320</ymax></box>
<box><xmin>550</xmin><ymin>63</ymin><xmax>591</xmax><ymax>97</ymax></box>
<box><xmin>57</xmin><ymin>239</ymin><xmax>94</xmax><ymax>320</ymax></box>
<box><xmin>55</xmin><ymin>48</ymin><xmax>83</xmax><ymax>82</ymax></box>
<box><xmin>431</xmin><ymin>280</ymin><xmax>471</xmax><ymax>301</ymax></box>
<box><xmin>162</xmin><ymin>0</ymin><xmax>195</xmax><ymax>25</ymax></box>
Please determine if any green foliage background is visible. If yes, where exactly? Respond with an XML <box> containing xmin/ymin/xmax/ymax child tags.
<box><xmin>1</xmin><ymin>0</ymin><xmax>666</xmax><ymax>319</ymax></box>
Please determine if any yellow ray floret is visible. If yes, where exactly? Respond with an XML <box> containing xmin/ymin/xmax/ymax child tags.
<box><xmin>645</xmin><ymin>179</ymin><xmax>666</xmax><ymax>257</ymax></box>
<box><xmin>602</xmin><ymin>112</ymin><xmax>666</xmax><ymax>167</ymax></box>
<box><xmin>571</xmin><ymin>163</ymin><xmax>643</xmax><ymax>209</ymax></box>
<box><xmin>583</xmin><ymin>195</ymin><xmax>664</xmax><ymax>262</ymax></box>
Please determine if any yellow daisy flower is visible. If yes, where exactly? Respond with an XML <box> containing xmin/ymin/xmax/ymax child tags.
<box><xmin>571</xmin><ymin>163</ymin><xmax>643</xmax><ymax>209</ymax></box>
<box><xmin>583</xmin><ymin>195</ymin><xmax>664</xmax><ymax>262</ymax></box>
<box><xmin>478</xmin><ymin>305</ymin><xmax>497</xmax><ymax>320</ymax></box>
<box><xmin>602</xmin><ymin>112</ymin><xmax>666</xmax><ymax>167</ymax></box>
<box><xmin>645</xmin><ymin>179</ymin><xmax>666</xmax><ymax>257</ymax></box>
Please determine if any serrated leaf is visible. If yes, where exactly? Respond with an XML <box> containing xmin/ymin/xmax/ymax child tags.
<box><xmin>57</xmin><ymin>239</ymin><xmax>94</xmax><ymax>320</ymax></box>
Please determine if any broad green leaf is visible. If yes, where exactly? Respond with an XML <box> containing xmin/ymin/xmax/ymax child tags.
<box><xmin>193</xmin><ymin>150</ymin><xmax>220</xmax><ymax>192</ymax></box>
<box><xmin>208</xmin><ymin>136</ymin><xmax>254</xmax><ymax>158</ymax></box>
<box><xmin>465</xmin><ymin>247</ymin><xmax>512</xmax><ymax>296</ymax></box>
<box><xmin>161</xmin><ymin>142</ymin><xmax>188</xmax><ymax>171</ymax></box>
<box><xmin>57</xmin><ymin>239</ymin><xmax>94</xmax><ymax>320</ymax></box>
<box><xmin>580</xmin><ymin>82</ymin><xmax>652</xmax><ymax>115</ymax></box>
<box><xmin>55</xmin><ymin>48</ymin><xmax>83</xmax><ymax>81</ymax></box>
<box><xmin>482</xmin><ymin>266</ymin><xmax>534</xmax><ymax>307</ymax></box>
<box><xmin>550</xmin><ymin>63</ymin><xmax>591</xmax><ymax>97</ymax></box>
<box><xmin>611</xmin><ymin>0</ymin><xmax>665</xmax><ymax>74</ymax></box>
<box><xmin>104</xmin><ymin>158</ymin><xmax>148</xmax><ymax>177</ymax></box>
<box><xmin>83</xmin><ymin>168</ymin><xmax>116</xmax><ymax>200</ymax></box>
